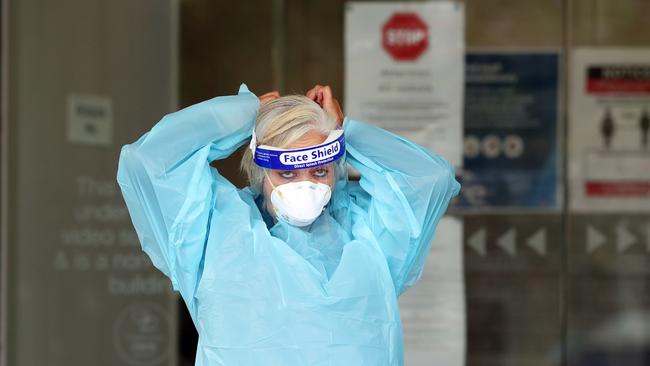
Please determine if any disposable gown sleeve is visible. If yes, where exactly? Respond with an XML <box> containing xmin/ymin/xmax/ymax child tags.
<box><xmin>116</xmin><ymin>84</ymin><xmax>259</xmax><ymax>312</ymax></box>
<box><xmin>343</xmin><ymin>118</ymin><xmax>461</xmax><ymax>296</ymax></box>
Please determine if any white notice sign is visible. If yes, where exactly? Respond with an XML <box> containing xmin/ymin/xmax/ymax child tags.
<box><xmin>345</xmin><ymin>1</ymin><xmax>464</xmax><ymax>167</ymax></box>
<box><xmin>67</xmin><ymin>94</ymin><xmax>113</xmax><ymax>146</ymax></box>
<box><xmin>569</xmin><ymin>48</ymin><xmax>650</xmax><ymax>212</ymax></box>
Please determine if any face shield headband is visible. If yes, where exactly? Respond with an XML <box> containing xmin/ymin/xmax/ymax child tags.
<box><xmin>249</xmin><ymin>129</ymin><xmax>345</xmax><ymax>170</ymax></box>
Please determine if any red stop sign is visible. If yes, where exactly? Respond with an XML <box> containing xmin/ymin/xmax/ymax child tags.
<box><xmin>382</xmin><ymin>13</ymin><xmax>429</xmax><ymax>61</ymax></box>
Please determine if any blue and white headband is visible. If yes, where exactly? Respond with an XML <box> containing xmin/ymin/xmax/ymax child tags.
<box><xmin>249</xmin><ymin>129</ymin><xmax>345</xmax><ymax>170</ymax></box>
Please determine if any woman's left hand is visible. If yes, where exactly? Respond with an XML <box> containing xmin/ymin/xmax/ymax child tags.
<box><xmin>306</xmin><ymin>85</ymin><xmax>344</xmax><ymax>126</ymax></box>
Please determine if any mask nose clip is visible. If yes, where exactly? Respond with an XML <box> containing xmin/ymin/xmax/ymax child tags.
<box><xmin>249</xmin><ymin>130</ymin><xmax>258</xmax><ymax>154</ymax></box>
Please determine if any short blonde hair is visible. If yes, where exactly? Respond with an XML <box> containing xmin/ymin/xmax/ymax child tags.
<box><xmin>241</xmin><ymin>95</ymin><xmax>339</xmax><ymax>190</ymax></box>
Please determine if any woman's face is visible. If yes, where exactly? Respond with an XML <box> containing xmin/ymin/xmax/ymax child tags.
<box><xmin>262</xmin><ymin>130</ymin><xmax>336</xmax><ymax>218</ymax></box>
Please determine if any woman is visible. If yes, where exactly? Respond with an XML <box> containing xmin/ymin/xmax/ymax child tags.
<box><xmin>117</xmin><ymin>83</ymin><xmax>460</xmax><ymax>365</ymax></box>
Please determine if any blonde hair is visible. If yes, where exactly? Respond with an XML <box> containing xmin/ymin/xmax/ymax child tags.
<box><xmin>241</xmin><ymin>95</ymin><xmax>339</xmax><ymax>190</ymax></box>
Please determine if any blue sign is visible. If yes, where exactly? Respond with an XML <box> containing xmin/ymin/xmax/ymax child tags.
<box><xmin>458</xmin><ymin>52</ymin><xmax>560</xmax><ymax>209</ymax></box>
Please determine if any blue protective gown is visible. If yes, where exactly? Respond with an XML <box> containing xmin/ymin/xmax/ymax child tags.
<box><xmin>117</xmin><ymin>84</ymin><xmax>460</xmax><ymax>365</ymax></box>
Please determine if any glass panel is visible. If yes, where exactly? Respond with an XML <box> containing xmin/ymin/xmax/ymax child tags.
<box><xmin>5</xmin><ymin>1</ymin><xmax>179</xmax><ymax>365</ymax></box>
<box><xmin>3</xmin><ymin>1</ymin><xmax>649</xmax><ymax>365</ymax></box>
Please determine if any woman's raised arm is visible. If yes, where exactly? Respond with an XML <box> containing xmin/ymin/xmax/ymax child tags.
<box><xmin>116</xmin><ymin>84</ymin><xmax>259</xmax><ymax>314</ymax></box>
<box><xmin>344</xmin><ymin>118</ymin><xmax>460</xmax><ymax>297</ymax></box>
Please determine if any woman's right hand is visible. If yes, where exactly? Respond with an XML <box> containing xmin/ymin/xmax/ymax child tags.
<box><xmin>259</xmin><ymin>91</ymin><xmax>280</xmax><ymax>105</ymax></box>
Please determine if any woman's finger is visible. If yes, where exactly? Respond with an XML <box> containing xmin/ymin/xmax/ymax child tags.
<box><xmin>321</xmin><ymin>87</ymin><xmax>334</xmax><ymax>110</ymax></box>
<box><xmin>320</xmin><ymin>86</ymin><xmax>334</xmax><ymax>110</ymax></box>
<box><xmin>259</xmin><ymin>91</ymin><xmax>280</xmax><ymax>104</ymax></box>
<box><xmin>306</xmin><ymin>85</ymin><xmax>322</xmax><ymax>102</ymax></box>
<box><xmin>259</xmin><ymin>91</ymin><xmax>278</xmax><ymax>99</ymax></box>
<box><xmin>321</xmin><ymin>86</ymin><xmax>332</xmax><ymax>102</ymax></box>
<box><xmin>333</xmin><ymin>99</ymin><xmax>344</xmax><ymax>126</ymax></box>
<box><xmin>306</xmin><ymin>88</ymin><xmax>318</xmax><ymax>101</ymax></box>
<box><xmin>316</xmin><ymin>85</ymin><xmax>343</xmax><ymax>125</ymax></box>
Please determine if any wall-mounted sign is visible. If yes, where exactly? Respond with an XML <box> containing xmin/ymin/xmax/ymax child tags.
<box><xmin>569</xmin><ymin>48</ymin><xmax>650</xmax><ymax>212</ymax></box>
<box><xmin>67</xmin><ymin>93</ymin><xmax>113</xmax><ymax>146</ymax></box>
<box><xmin>458</xmin><ymin>52</ymin><xmax>560</xmax><ymax>210</ymax></box>
<box><xmin>345</xmin><ymin>1</ymin><xmax>464</xmax><ymax>167</ymax></box>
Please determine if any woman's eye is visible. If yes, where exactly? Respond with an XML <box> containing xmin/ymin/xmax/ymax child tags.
<box><xmin>279</xmin><ymin>171</ymin><xmax>295</xmax><ymax>179</ymax></box>
<box><xmin>313</xmin><ymin>168</ymin><xmax>328</xmax><ymax>178</ymax></box>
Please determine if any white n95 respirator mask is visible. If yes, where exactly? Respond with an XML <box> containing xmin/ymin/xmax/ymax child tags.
<box><xmin>270</xmin><ymin>181</ymin><xmax>332</xmax><ymax>227</ymax></box>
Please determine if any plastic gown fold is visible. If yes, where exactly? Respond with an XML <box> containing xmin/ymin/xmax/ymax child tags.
<box><xmin>117</xmin><ymin>84</ymin><xmax>460</xmax><ymax>366</ymax></box>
